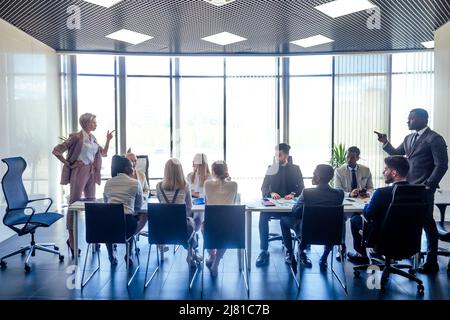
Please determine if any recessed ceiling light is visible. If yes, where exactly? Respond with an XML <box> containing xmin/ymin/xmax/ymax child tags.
<box><xmin>201</xmin><ymin>32</ymin><xmax>247</xmax><ymax>46</ymax></box>
<box><xmin>83</xmin><ymin>0</ymin><xmax>124</xmax><ymax>8</ymax></box>
<box><xmin>315</xmin><ymin>0</ymin><xmax>376</xmax><ymax>18</ymax></box>
<box><xmin>421</xmin><ymin>41</ymin><xmax>435</xmax><ymax>49</ymax></box>
<box><xmin>203</xmin><ymin>0</ymin><xmax>236</xmax><ymax>6</ymax></box>
<box><xmin>106</xmin><ymin>29</ymin><xmax>153</xmax><ymax>45</ymax></box>
<box><xmin>291</xmin><ymin>35</ymin><xmax>334</xmax><ymax>48</ymax></box>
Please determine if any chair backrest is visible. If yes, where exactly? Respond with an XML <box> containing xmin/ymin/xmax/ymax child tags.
<box><xmin>1</xmin><ymin>157</ymin><xmax>29</xmax><ymax>210</ymax></box>
<box><xmin>203</xmin><ymin>205</ymin><xmax>246</xmax><ymax>250</ymax></box>
<box><xmin>377</xmin><ymin>184</ymin><xmax>427</xmax><ymax>259</ymax></box>
<box><xmin>85</xmin><ymin>203</ymin><xmax>127</xmax><ymax>244</ymax></box>
<box><xmin>136</xmin><ymin>155</ymin><xmax>149</xmax><ymax>184</ymax></box>
<box><xmin>147</xmin><ymin>203</ymin><xmax>189</xmax><ymax>245</ymax></box>
<box><xmin>301</xmin><ymin>205</ymin><xmax>344</xmax><ymax>246</ymax></box>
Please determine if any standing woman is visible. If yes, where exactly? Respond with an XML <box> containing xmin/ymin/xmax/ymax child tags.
<box><xmin>53</xmin><ymin>113</ymin><xmax>114</xmax><ymax>258</ymax></box>
<box><xmin>186</xmin><ymin>153</ymin><xmax>212</xmax><ymax>230</ymax></box>
<box><xmin>204</xmin><ymin>161</ymin><xmax>238</xmax><ymax>276</ymax></box>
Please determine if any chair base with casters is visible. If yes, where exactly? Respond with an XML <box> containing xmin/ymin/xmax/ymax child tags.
<box><xmin>353</xmin><ymin>254</ymin><xmax>425</xmax><ymax>295</ymax></box>
<box><xmin>0</xmin><ymin>231</ymin><xmax>64</xmax><ymax>272</ymax></box>
<box><xmin>81</xmin><ymin>236</ymin><xmax>140</xmax><ymax>288</ymax></box>
<box><xmin>144</xmin><ymin>243</ymin><xmax>200</xmax><ymax>290</ymax></box>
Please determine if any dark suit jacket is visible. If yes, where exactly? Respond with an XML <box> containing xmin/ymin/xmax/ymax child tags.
<box><xmin>383</xmin><ymin>127</ymin><xmax>448</xmax><ymax>189</ymax></box>
<box><xmin>292</xmin><ymin>185</ymin><xmax>344</xmax><ymax>219</ymax></box>
<box><xmin>363</xmin><ymin>181</ymin><xmax>409</xmax><ymax>244</ymax></box>
<box><xmin>261</xmin><ymin>163</ymin><xmax>304</xmax><ymax>198</ymax></box>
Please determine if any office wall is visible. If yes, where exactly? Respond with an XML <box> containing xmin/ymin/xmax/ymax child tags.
<box><xmin>0</xmin><ymin>19</ymin><xmax>61</xmax><ymax>242</ymax></box>
<box><xmin>434</xmin><ymin>21</ymin><xmax>450</xmax><ymax>191</ymax></box>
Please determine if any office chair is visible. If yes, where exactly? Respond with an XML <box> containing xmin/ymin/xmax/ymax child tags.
<box><xmin>81</xmin><ymin>203</ymin><xmax>140</xmax><ymax>288</ymax></box>
<box><xmin>0</xmin><ymin>157</ymin><xmax>64</xmax><ymax>272</ymax></box>
<box><xmin>144</xmin><ymin>203</ymin><xmax>200</xmax><ymax>290</ymax></box>
<box><xmin>292</xmin><ymin>205</ymin><xmax>347</xmax><ymax>294</ymax></box>
<box><xmin>353</xmin><ymin>185</ymin><xmax>427</xmax><ymax>295</ymax></box>
<box><xmin>202</xmin><ymin>205</ymin><xmax>249</xmax><ymax>298</ymax></box>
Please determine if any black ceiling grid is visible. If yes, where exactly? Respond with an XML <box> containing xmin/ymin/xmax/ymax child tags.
<box><xmin>0</xmin><ymin>0</ymin><xmax>449</xmax><ymax>55</ymax></box>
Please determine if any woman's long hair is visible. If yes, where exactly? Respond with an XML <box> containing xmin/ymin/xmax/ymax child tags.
<box><xmin>190</xmin><ymin>153</ymin><xmax>211</xmax><ymax>186</ymax></box>
<box><xmin>211</xmin><ymin>161</ymin><xmax>230</xmax><ymax>181</ymax></box>
<box><xmin>162</xmin><ymin>158</ymin><xmax>187</xmax><ymax>191</ymax></box>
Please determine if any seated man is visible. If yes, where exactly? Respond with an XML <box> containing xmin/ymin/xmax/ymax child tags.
<box><xmin>348</xmin><ymin>156</ymin><xmax>410</xmax><ymax>263</ymax></box>
<box><xmin>280</xmin><ymin>165</ymin><xmax>344</xmax><ymax>268</ymax></box>
<box><xmin>256</xmin><ymin>143</ymin><xmax>304</xmax><ymax>267</ymax></box>
<box><xmin>334</xmin><ymin>146</ymin><xmax>374</xmax><ymax>197</ymax></box>
<box><xmin>103</xmin><ymin>155</ymin><xmax>148</xmax><ymax>265</ymax></box>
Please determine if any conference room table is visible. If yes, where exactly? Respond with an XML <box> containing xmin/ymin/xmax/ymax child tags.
<box><xmin>68</xmin><ymin>197</ymin><xmax>367</xmax><ymax>266</ymax></box>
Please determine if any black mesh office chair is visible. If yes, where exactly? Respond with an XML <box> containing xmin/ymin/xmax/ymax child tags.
<box><xmin>0</xmin><ymin>157</ymin><xmax>64</xmax><ymax>272</ymax></box>
<box><xmin>353</xmin><ymin>184</ymin><xmax>427</xmax><ymax>295</ymax></box>
<box><xmin>81</xmin><ymin>203</ymin><xmax>140</xmax><ymax>288</ymax></box>
<box><xmin>202</xmin><ymin>205</ymin><xmax>249</xmax><ymax>298</ymax></box>
<box><xmin>144</xmin><ymin>203</ymin><xmax>200</xmax><ymax>290</ymax></box>
<box><xmin>293</xmin><ymin>205</ymin><xmax>347</xmax><ymax>294</ymax></box>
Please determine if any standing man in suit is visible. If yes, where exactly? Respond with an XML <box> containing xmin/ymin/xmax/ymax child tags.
<box><xmin>375</xmin><ymin>108</ymin><xmax>448</xmax><ymax>273</ymax></box>
<box><xmin>256</xmin><ymin>143</ymin><xmax>304</xmax><ymax>267</ymax></box>
<box><xmin>334</xmin><ymin>146</ymin><xmax>374</xmax><ymax>197</ymax></box>
<box><xmin>348</xmin><ymin>156</ymin><xmax>410</xmax><ymax>262</ymax></box>
<box><xmin>281</xmin><ymin>164</ymin><xmax>344</xmax><ymax>268</ymax></box>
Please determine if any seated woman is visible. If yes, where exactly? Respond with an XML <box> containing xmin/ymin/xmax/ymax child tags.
<box><xmin>126</xmin><ymin>149</ymin><xmax>151</xmax><ymax>199</ymax></box>
<box><xmin>204</xmin><ymin>161</ymin><xmax>238</xmax><ymax>276</ymax></box>
<box><xmin>186</xmin><ymin>153</ymin><xmax>212</xmax><ymax>231</ymax></box>
<box><xmin>157</xmin><ymin>158</ymin><xmax>201</xmax><ymax>267</ymax></box>
<box><xmin>103</xmin><ymin>155</ymin><xmax>148</xmax><ymax>265</ymax></box>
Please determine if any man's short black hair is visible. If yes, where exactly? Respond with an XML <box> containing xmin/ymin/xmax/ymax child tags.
<box><xmin>111</xmin><ymin>155</ymin><xmax>132</xmax><ymax>177</ymax></box>
<box><xmin>315</xmin><ymin>164</ymin><xmax>335</xmax><ymax>184</ymax></box>
<box><xmin>277</xmin><ymin>143</ymin><xmax>291</xmax><ymax>155</ymax></box>
<box><xmin>410</xmin><ymin>108</ymin><xmax>429</xmax><ymax>121</ymax></box>
<box><xmin>347</xmin><ymin>146</ymin><xmax>361</xmax><ymax>157</ymax></box>
<box><xmin>384</xmin><ymin>156</ymin><xmax>410</xmax><ymax>177</ymax></box>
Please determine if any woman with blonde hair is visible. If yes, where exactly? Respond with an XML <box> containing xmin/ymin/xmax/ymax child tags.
<box><xmin>186</xmin><ymin>153</ymin><xmax>212</xmax><ymax>231</ymax></box>
<box><xmin>156</xmin><ymin>159</ymin><xmax>201</xmax><ymax>267</ymax></box>
<box><xmin>204</xmin><ymin>161</ymin><xmax>238</xmax><ymax>276</ymax></box>
<box><xmin>53</xmin><ymin>113</ymin><xmax>114</xmax><ymax>258</ymax></box>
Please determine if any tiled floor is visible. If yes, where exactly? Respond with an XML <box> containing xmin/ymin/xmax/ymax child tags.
<box><xmin>0</xmin><ymin>216</ymin><xmax>448</xmax><ymax>300</ymax></box>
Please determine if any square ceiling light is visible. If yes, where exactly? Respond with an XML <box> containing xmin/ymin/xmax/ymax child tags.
<box><xmin>203</xmin><ymin>0</ymin><xmax>236</xmax><ymax>6</ymax></box>
<box><xmin>201</xmin><ymin>32</ymin><xmax>247</xmax><ymax>46</ymax></box>
<box><xmin>291</xmin><ymin>35</ymin><xmax>334</xmax><ymax>48</ymax></box>
<box><xmin>83</xmin><ymin>0</ymin><xmax>124</xmax><ymax>8</ymax></box>
<box><xmin>106</xmin><ymin>29</ymin><xmax>154</xmax><ymax>45</ymax></box>
<box><xmin>315</xmin><ymin>0</ymin><xmax>376</xmax><ymax>18</ymax></box>
<box><xmin>421</xmin><ymin>41</ymin><xmax>435</xmax><ymax>49</ymax></box>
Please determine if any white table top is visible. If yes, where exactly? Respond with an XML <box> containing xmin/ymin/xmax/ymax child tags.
<box><xmin>68</xmin><ymin>197</ymin><xmax>368</xmax><ymax>213</ymax></box>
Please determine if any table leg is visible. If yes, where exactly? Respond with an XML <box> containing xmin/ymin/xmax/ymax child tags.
<box><xmin>73</xmin><ymin>210</ymin><xmax>79</xmax><ymax>265</ymax></box>
<box><xmin>246</xmin><ymin>210</ymin><xmax>252</xmax><ymax>271</ymax></box>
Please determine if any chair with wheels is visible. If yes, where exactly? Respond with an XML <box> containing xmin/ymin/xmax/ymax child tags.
<box><xmin>352</xmin><ymin>184</ymin><xmax>427</xmax><ymax>295</ymax></box>
<box><xmin>0</xmin><ymin>157</ymin><xmax>64</xmax><ymax>272</ymax></box>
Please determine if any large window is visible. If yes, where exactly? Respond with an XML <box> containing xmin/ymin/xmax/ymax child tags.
<box><xmin>126</xmin><ymin>56</ymin><xmax>171</xmax><ymax>180</ymax></box>
<box><xmin>67</xmin><ymin>52</ymin><xmax>434</xmax><ymax>196</ymax></box>
<box><xmin>289</xmin><ymin>56</ymin><xmax>333</xmax><ymax>183</ymax></box>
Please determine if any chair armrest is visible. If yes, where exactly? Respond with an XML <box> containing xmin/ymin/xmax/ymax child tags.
<box><xmin>7</xmin><ymin>207</ymin><xmax>36</xmax><ymax>229</ymax></box>
<box><xmin>27</xmin><ymin>197</ymin><xmax>53</xmax><ymax>213</ymax></box>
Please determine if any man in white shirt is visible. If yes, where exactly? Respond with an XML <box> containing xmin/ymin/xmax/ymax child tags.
<box><xmin>103</xmin><ymin>155</ymin><xmax>147</xmax><ymax>265</ymax></box>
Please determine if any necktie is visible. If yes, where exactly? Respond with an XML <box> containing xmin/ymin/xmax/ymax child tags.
<box><xmin>351</xmin><ymin>169</ymin><xmax>358</xmax><ymax>190</ymax></box>
<box><xmin>411</xmin><ymin>133</ymin><xmax>419</xmax><ymax>149</ymax></box>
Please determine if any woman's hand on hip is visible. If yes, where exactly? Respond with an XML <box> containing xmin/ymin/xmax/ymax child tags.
<box><xmin>70</xmin><ymin>160</ymin><xmax>84</xmax><ymax>169</ymax></box>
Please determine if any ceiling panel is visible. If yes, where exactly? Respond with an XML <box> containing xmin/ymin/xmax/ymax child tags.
<box><xmin>0</xmin><ymin>0</ymin><xmax>449</xmax><ymax>55</ymax></box>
